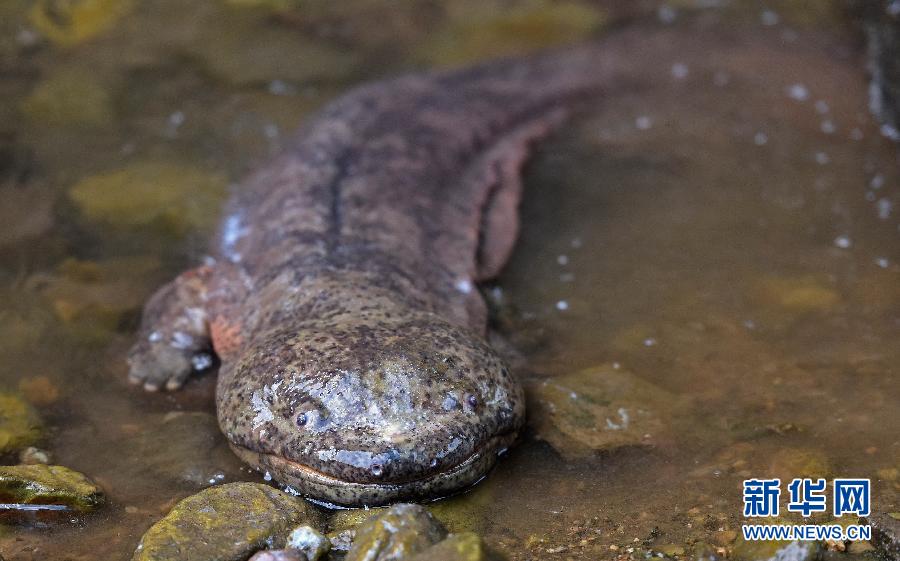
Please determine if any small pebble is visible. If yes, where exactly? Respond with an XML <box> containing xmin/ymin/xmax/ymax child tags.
<box><xmin>286</xmin><ymin>525</ymin><xmax>330</xmax><ymax>561</ymax></box>
<box><xmin>19</xmin><ymin>446</ymin><xmax>51</xmax><ymax>465</ymax></box>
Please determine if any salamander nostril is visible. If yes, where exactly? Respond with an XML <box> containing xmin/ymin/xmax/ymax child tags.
<box><xmin>370</xmin><ymin>463</ymin><xmax>383</xmax><ymax>477</ymax></box>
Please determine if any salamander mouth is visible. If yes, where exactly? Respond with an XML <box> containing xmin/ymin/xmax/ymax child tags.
<box><xmin>228</xmin><ymin>431</ymin><xmax>517</xmax><ymax>507</ymax></box>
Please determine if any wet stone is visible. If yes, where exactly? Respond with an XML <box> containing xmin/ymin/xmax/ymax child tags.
<box><xmin>0</xmin><ymin>392</ymin><xmax>43</xmax><ymax>455</ymax></box>
<box><xmin>768</xmin><ymin>448</ymin><xmax>831</xmax><ymax>481</ymax></box>
<box><xmin>18</xmin><ymin>375</ymin><xmax>60</xmax><ymax>407</ymax></box>
<box><xmin>0</xmin><ymin>185</ymin><xmax>54</xmax><ymax>248</ymax></box>
<box><xmin>29</xmin><ymin>0</ymin><xmax>136</xmax><ymax>46</ymax></box>
<box><xmin>419</xmin><ymin>0</ymin><xmax>605</xmax><ymax>67</ymax></box>
<box><xmin>35</xmin><ymin>256</ymin><xmax>162</xmax><ymax>335</ymax></box>
<box><xmin>18</xmin><ymin>446</ymin><xmax>52</xmax><ymax>465</ymax></box>
<box><xmin>0</xmin><ymin>464</ymin><xmax>104</xmax><ymax>512</ymax></box>
<box><xmin>21</xmin><ymin>69</ymin><xmax>114</xmax><ymax>127</ymax></box>
<box><xmin>407</xmin><ymin>532</ymin><xmax>492</xmax><ymax>561</ymax></box>
<box><xmin>285</xmin><ymin>525</ymin><xmax>330</xmax><ymax>561</ymax></box>
<box><xmin>345</xmin><ymin>504</ymin><xmax>447</xmax><ymax>561</ymax></box>
<box><xmin>527</xmin><ymin>363</ymin><xmax>672</xmax><ymax>460</ymax></box>
<box><xmin>326</xmin><ymin>529</ymin><xmax>355</xmax><ymax>552</ymax></box>
<box><xmin>68</xmin><ymin>162</ymin><xmax>228</xmax><ymax>236</ymax></box>
<box><xmin>132</xmin><ymin>482</ymin><xmax>322</xmax><ymax>561</ymax></box>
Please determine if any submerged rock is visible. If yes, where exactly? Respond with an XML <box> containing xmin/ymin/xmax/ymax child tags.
<box><xmin>29</xmin><ymin>0</ymin><xmax>135</xmax><ymax>46</ymax></box>
<box><xmin>35</xmin><ymin>256</ymin><xmax>161</xmax><ymax>334</ymax></box>
<box><xmin>68</xmin><ymin>162</ymin><xmax>227</xmax><ymax>236</ymax></box>
<box><xmin>18</xmin><ymin>375</ymin><xmax>60</xmax><ymax>407</ymax></box>
<box><xmin>0</xmin><ymin>392</ymin><xmax>43</xmax><ymax>455</ymax></box>
<box><xmin>527</xmin><ymin>364</ymin><xmax>672</xmax><ymax>459</ymax></box>
<box><xmin>0</xmin><ymin>185</ymin><xmax>55</xmax><ymax>248</ymax></box>
<box><xmin>419</xmin><ymin>1</ymin><xmax>605</xmax><ymax>67</ymax></box>
<box><xmin>132</xmin><ymin>482</ymin><xmax>322</xmax><ymax>561</ymax></box>
<box><xmin>345</xmin><ymin>504</ymin><xmax>447</xmax><ymax>561</ymax></box>
<box><xmin>285</xmin><ymin>525</ymin><xmax>330</xmax><ymax>561</ymax></box>
<box><xmin>407</xmin><ymin>533</ymin><xmax>491</xmax><ymax>561</ymax></box>
<box><xmin>21</xmin><ymin>69</ymin><xmax>114</xmax><ymax>127</ymax></box>
<box><xmin>0</xmin><ymin>464</ymin><xmax>104</xmax><ymax>512</ymax></box>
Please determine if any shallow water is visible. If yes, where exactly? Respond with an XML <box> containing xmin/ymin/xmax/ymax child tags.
<box><xmin>0</xmin><ymin>1</ymin><xmax>897</xmax><ymax>560</ymax></box>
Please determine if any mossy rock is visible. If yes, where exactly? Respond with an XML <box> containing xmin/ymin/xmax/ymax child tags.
<box><xmin>407</xmin><ymin>533</ymin><xmax>493</xmax><ymax>561</ymax></box>
<box><xmin>419</xmin><ymin>0</ymin><xmax>605</xmax><ymax>67</ymax></box>
<box><xmin>345</xmin><ymin>503</ymin><xmax>447</xmax><ymax>561</ymax></box>
<box><xmin>21</xmin><ymin>69</ymin><xmax>114</xmax><ymax>127</ymax></box>
<box><xmin>38</xmin><ymin>256</ymin><xmax>162</xmax><ymax>332</ymax></box>
<box><xmin>0</xmin><ymin>392</ymin><xmax>43</xmax><ymax>455</ymax></box>
<box><xmin>68</xmin><ymin>161</ymin><xmax>228</xmax><ymax>236</ymax></box>
<box><xmin>132</xmin><ymin>482</ymin><xmax>322</xmax><ymax>561</ymax></box>
<box><xmin>29</xmin><ymin>0</ymin><xmax>136</xmax><ymax>47</ymax></box>
<box><xmin>0</xmin><ymin>464</ymin><xmax>104</xmax><ymax>512</ymax></box>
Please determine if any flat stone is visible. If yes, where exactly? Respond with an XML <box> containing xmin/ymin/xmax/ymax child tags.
<box><xmin>132</xmin><ymin>482</ymin><xmax>322</xmax><ymax>561</ymax></box>
<box><xmin>345</xmin><ymin>504</ymin><xmax>447</xmax><ymax>561</ymax></box>
<box><xmin>0</xmin><ymin>464</ymin><xmax>104</xmax><ymax>512</ymax></box>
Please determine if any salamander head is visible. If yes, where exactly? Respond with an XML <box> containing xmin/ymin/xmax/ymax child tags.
<box><xmin>217</xmin><ymin>310</ymin><xmax>524</xmax><ymax>507</ymax></box>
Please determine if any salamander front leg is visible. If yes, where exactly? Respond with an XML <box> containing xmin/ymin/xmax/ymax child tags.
<box><xmin>127</xmin><ymin>266</ymin><xmax>215</xmax><ymax>391</ymax></box>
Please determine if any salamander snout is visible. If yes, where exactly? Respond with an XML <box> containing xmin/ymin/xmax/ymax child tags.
<box><xmin>217</xmin><ymin>312</ymin><xmax>525</xmax><ymax>506</ymax></box>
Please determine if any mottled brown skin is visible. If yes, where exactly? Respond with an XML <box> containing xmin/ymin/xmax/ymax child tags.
<box><xmin>128</xmin><ymin>35</ymin><xmax>641</xmax><ymax>506</ymax></box>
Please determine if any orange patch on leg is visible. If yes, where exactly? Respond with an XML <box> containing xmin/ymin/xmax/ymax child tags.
<box><xmin>210</xmin><ymin>316</ymin><xmax>244</xmax><ymax>358</ymax></box>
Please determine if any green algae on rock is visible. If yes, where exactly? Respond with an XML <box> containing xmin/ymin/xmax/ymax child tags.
<box><xmin>29</xmin><ymin>0</ymin><xmax>135</xmax><ymax>47</ymax></box>
<box><xmin>407</xmin><ymin>532</ymin><xmax>492</xmax><ymax>561</ymax></box>
<box><xmin>344</xmin><ymin>504</ymin><xmax>448</xmax><ymax>561</ymax></box>
<box><xmin>527</xmin><ymin>364</ymin><xmax>672</xmax><ymax>460</ymax></box>
<box><xmin>0</xmin><ymin>392</ymin><xmax>42</xmax><ymax>455</ymax></box>
<box><xmin>418</xmin><ymin>0</ymin><xmax>604</xmax><ymax>67</ymax></box>
<box><xmin>132</xmin><ymin>483</ymin><xmax>322</xmax><ymax>561</ymax></box>
<box><xmin>21</xmin><ymin>70</ymin><xmax>114</xmax><ymax>127</ymax></box>
<box><xmin>68</xmin><ymin>162</ymin><xmax>227</xmax><ymax>236</ymax></box>
<box><xmin>0</xmin><ymin>464</ymin><xmax>104</xmax><ymax>512</ymax></box>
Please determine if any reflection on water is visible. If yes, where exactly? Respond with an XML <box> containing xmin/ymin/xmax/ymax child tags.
<box><xmin>0</xmin><ymin>1</ymin><xmax>897</xmax><ymax>559</ymax></box>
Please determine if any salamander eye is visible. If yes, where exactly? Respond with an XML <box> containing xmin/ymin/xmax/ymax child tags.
<box><xmin>465</xmin><ymin>393</ymin><xmax>478</xmax><ymax>409</ymax></box>
<box><xmin>370</xmin><ymin>464</ymin><xmax>383</xmax><ymax>477</ymax></box>
<box><xmin>296</xmin><ymin>412</ymin><xmax>308</xmax><ymax>427</ymax></box>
